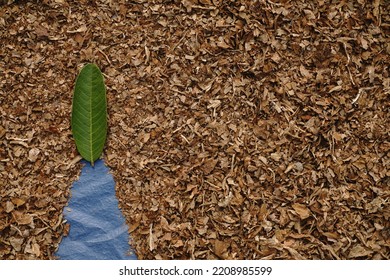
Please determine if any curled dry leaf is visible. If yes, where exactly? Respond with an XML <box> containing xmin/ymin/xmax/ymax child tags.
<box><xmin>28</xmin><ymin>148</ymin><xmax>40</xmax><ymax>162</ymax></box>
<box><xmin>292</xmin><ymin>204</ymin><xmax>311</xmax><ymax>220</ymax></box>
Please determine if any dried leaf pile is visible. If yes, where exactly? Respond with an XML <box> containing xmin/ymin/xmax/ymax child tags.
<box><xmin>1</xmin><ymin>0</ymin><xmax>389</xmax><ymax>259</ymax></box>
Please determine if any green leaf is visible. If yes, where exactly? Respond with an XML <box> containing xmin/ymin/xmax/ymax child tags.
<box><xmin>71</xmin><ymin>63</ymin><xmax>107</xmax><ymax>166</ymax></box>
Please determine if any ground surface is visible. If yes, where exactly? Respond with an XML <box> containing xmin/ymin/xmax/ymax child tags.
<box><xmin>0</xmin><ymin>0</ymin><xmax>389</xmax><ymax>259</ymax></box>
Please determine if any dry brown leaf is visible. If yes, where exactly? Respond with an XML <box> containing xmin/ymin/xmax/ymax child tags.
<box><xmin>348</xmin><ymin>245</ymin><xmax>373</xmax><ymax>259</ymax></box>
<box><xmin>13</xmin><ymin>211</ymin><xmax>33</xmax><ymax>225</ymax></box>
<box><xmin>292</xmin><ymin>203</ymin><xmax>311</xmax><ymax>220</ymax></box>
<box><xmin>214</xmin><ymin>239</ymin><xmax>229</xmax><ymax>259</ymax></box>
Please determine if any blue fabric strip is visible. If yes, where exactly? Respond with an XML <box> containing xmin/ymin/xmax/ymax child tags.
<box><xmin>56</xmin><ymin>159</ymin><xmax>136</xmax><ymax>260</ymax></box>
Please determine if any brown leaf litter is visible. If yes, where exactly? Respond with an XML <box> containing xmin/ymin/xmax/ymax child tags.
<box><xmin>0</xmin><ymin>0</ymin><xmax>389</xmax><ymax>259</ymax></box>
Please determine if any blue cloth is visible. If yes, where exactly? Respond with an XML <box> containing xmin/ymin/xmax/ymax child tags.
<box><xmin>56</xmin><ymin>159</ymin><xmax>137</xmax><ymax>260</ymax></box>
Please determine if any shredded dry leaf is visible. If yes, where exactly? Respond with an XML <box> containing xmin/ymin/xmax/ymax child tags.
<box><xmin>1</xmin><ymin>0</ymin><xmax>389</xmax><ymax>259</ymax></box>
